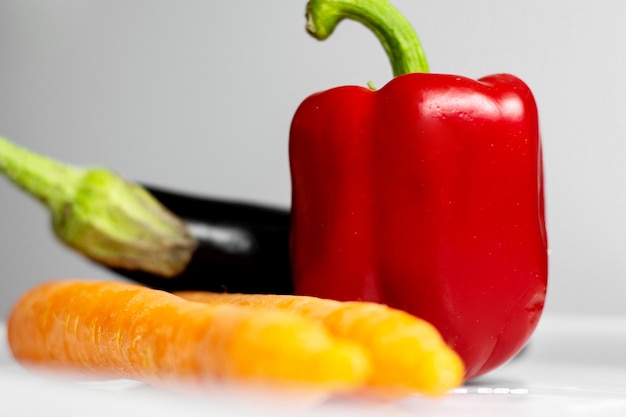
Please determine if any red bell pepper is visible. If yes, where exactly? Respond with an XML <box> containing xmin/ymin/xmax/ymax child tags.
<box><xmin>289</xmin><ymin>0</ymin><xmax>548</xmax><ymax>379</ymax></box>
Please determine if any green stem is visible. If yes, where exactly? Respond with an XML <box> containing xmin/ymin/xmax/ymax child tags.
<box><xmin>0</xmin><ymin>136</ymin><xmax>196</xmax><ymax>277</ymax></box>
<box><xmin>0</xmin><ymin>137</ymin><xmax>84</xmax><ymax>213</ymax></box>
<box><xmin>306</xmin><ymin>0</ymin><xmax>429</xmax><ymax>76</ymax></box>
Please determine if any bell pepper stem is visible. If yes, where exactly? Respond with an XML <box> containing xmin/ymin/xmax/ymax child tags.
<box><xmin>306</xmin><ymin>0</ymin><xmax>429</xmax><ymax>76</ymax></box>
<box><xmin>0</xmin><ymin>136</ymin><xmax>196</xmax><ymax>277</ymax></box>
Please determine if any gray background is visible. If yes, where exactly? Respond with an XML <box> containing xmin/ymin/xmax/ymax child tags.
<box><xmin>0</xmin><ymin>0</ymin><xmax>624</xmax><ymax>319</ymax></box>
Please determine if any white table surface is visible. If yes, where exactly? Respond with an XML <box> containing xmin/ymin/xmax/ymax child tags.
<box><xmin>2</xmin><ymin>313</ymin><xmax>626</xmax><ymax>417</ymax></box>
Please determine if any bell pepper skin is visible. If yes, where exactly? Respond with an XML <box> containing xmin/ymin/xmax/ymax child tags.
<box><xmin>289</xmin><ymin>0</ymin><xmax>548</xmax><ymax>379</ymax></box>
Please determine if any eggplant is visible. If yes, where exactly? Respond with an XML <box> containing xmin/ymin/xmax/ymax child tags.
<box><xmin>113</xmin><ymin>185</ymin><xmax>294</xmax><ymax>294</ymax></box>
<box><xmin>0</xmin><ymin>136</ymin><xmax>293</xmax><ymax>294</ymax></box>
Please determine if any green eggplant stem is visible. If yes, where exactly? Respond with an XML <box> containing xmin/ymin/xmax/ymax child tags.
<box><xmin>0</xmin><ymin>137</ymin><xmax>83</xmax><ymax>213</ymax></box>
<box><xmin>305</xmin><ymin>0</ymin><xmax>429</xmax><ymax>76</ymax></box>
<box><xmin>0</xmin><ymin>136</ymin><xmax>196</xmax><ymax>277</ymax></box>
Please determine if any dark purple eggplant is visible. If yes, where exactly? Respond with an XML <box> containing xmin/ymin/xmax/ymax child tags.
<box><xmin>0</xmin><ymin>136</ymin><xmax>293</xmax><ymax>294</ymax></box>
<box><xmin>113</xmin><ymin>185</ymin><xmax>294</xmax><ymax>294</ymax></box>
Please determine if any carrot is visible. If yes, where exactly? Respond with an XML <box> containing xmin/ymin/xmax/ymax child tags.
<box><xmin>7</xmin><ymin>280</ymin><xmax>371</xmax><ymax>391</ymax></box>
<box><xmin>176</xmin><ymin>291</ymin><xmax>465</xmax><ymax>396</ymax></box>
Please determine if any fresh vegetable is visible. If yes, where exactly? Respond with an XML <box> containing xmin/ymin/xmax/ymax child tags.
<box><xmin>122</xmin><ymin>184</ymin><xmax>292</xmax><ymax>294</ymax></box>
<box><xmin>7</xmin><ymin>279</ymin><xmax>370</xmax><ymax>390</ymax></box>
<box><xmin>0</xmin><ymin>136</ymin><xmax>293</xmax><ymax>294</ymax></box>
<box><xmin>177</xmin><ymin>291</ymin><xmax>464</xmax><ymax>396</ymax></box>
<box><xmin>0</xmin><ymin>137</ymin><xmax>195</xmax><ymax>277</ymax></box>
<box><xmin>289</xmin><ymin>0</ymin><xmax>548</xmax><ymax>379</ymax></box>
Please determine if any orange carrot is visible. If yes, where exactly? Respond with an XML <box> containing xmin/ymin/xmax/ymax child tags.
<box><xmin>176</xmin><ymin>291</ymin><xmax>465</xmax><ymax>396</ymax></box>
<box><xmin>7</xmin><ymin>280</ymin><xmax>371</xmax><ymax>391</ymax></box>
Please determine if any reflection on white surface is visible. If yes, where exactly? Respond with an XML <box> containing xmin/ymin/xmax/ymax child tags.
<box><xmin>452</xmin><ymin>386</ymin><xmax>529</xmax><ymax>395</ymax></box>
<box><xmin>2</xmin><ymin>314</ymin><xmax>626</xmax><ymax>417</ymax></box>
